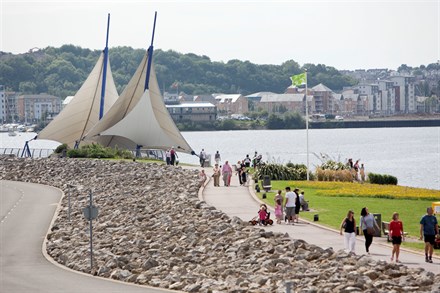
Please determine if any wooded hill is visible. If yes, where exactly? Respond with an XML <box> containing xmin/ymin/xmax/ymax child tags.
<box><xmin>0</xmin><ymin>45</ymin><xmax>357</xmax><ymax>98</ymax></box>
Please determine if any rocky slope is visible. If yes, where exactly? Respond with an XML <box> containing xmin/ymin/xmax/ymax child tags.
<box><xmin>1</xmin><ymin>157</ymin><xmax>439</xmax><ymax>292</ymax></box>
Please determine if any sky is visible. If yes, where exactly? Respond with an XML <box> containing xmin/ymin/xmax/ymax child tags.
<box><xmin>1</xmin><ymin>0</ymin><xmax>439</xmax><ymax>70</ymax></box>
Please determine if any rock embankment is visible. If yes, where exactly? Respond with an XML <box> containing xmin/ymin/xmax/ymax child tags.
<box><xmin>1</xmin><ymin>157</ymin><xmax>439</xmax><ymax>292</ymax></box>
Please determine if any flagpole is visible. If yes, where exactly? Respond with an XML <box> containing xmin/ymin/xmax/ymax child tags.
<box><xmin>305</xmin><ymin>70</ymin><xmax>309</xmax><ymax>181</ymax></box>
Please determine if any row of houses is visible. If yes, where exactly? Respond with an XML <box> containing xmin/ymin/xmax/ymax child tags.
<box><xmin>0</xmin><ymin>89</ymin><xmax>62</xmax><ymax>123</ymax></box>
<box><xmin>1</xmin><ymin>74</ymin><xmax>437</xmax><ymax>124</ymax></box>
<box><xmin>164</xmin><ymin>74</ymin><xmax>437</xmax><ymax>122</ymax></box>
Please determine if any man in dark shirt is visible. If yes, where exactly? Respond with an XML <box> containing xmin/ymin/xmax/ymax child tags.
<box><xmin>420</xmin><ymin>207</ymin><xmax>439</xmax><ymax>263</ymax></box>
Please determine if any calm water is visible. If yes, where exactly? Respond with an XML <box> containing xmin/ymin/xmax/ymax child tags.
<box><xmin>179</xmin><ymin>127</ymin><xmax>440</xmax><ymax>191</ymax></box>
<box><xmin>1</xmin><ymin>127</ymin><xmax>439</xmax><ymax>190</ymax></box>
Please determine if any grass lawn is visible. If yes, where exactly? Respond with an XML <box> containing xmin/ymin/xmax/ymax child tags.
<box><xmin>255</xmin><ymin>180</ymin><xmax>440</xmax><ymax>255</ymax></box>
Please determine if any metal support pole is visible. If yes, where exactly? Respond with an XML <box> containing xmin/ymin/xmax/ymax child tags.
<box><xmin>68</xmin><ymin>187</ymin><xmax>71</xmax><ymax>222</ymax></box>
<box><xmin>305</xmin><ymin>70</ymin><xmax>309</xmax><ymax>181</ymax></box>
<box><xmin>89</xmin><ymin>190</ymin><xmax>93</xmax><ymax>272</ymax></box>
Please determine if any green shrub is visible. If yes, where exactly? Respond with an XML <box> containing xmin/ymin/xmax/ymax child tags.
<box><xmin>81</xmin><ymin>143</ymin><xmax>115</xmax><ymax>158</ymax></box>
<box><xmin>114</xmin><ymin>147</ymin><xmax>134</xmax><ymax>159</ymax></box>
<box><xmin>315</xmin><ymin>167</ymin><xmax>353</xmax><ymax>182</ymax></box>
<box><xmin>319</xmin><ymin>160</ymin><xmax>348</xmax><ymax>170</ymax></box>
<box><xmin>254</xmin><ymin>163</ymin><xmax>308</xmax><ymax>181</ymax></box>
<box><xmin>54</xmin><ymin>143</ymin><xmax>68</xmax><ymax>154</ymax></box>
<box><xmin>66</xmin><ymin>143</ymin><xmax>113</xmax><ymax>158</ymax></box>
<box><xmin>368</xmin><ymin>172</ymin><xmax>398</xmax><ymax>185</ymax></box>
<box><xmin>67</xmin><ymin>148</ymin><xmax>87</xmax><ymax>158</ymax></box>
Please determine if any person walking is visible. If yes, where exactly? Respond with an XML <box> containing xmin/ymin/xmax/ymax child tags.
<box><xmin>420</xmin><ymin>207</ymin><xmax>439</xmax><ymax>263</ymax></box>
<box><xmin>293</xmin><ymin>188</ymin><xmax>301</xmax><ymax>223</ymax></box>
<box><xmin>360</xmin><ymin>207</ymin><xmax>380</xmax><ymax>254</ymax></box>
<box><xmin>170</xmin><ymin>147</ymin><xmax>177</xmax><ymax>165</ymax></box>
<box><xmin>360</xmin><ymin>164</ymin><xmax>366</xmax><ymax>182</ymax></box>
<box><xmin>214</xmin><ymin>151</ymin><xmax>221</xmax><ymax>165</ymax></box>
<box><xmin>165</xmin><ymin>149</ymin><xmax>171</xmax><ymax>165</ymax></box>
<box><xmin>222</xmin><ymin>161</ymin><xmax>232</xmax><ymax>187</ymax></box>
<box><xmin>340</xmin><ymin>210</ymin><xmax>356</xmax><ymax>254</ymax></box>
<box><xmin>274</xmin><ymin>190</ymin><xmax>284</xmax><ymax>224</ymax></box>
<box><xmin>236</xmin><ymin>160</ymin><xmax>243</xmax><ymax>185</ymax></box>
<box><xmin>199</xmin><ymin>149</ymin><xmax>207</xmax><ymax>167</ymax></box>
<box><xmin>212</xmin><ymin>163</ymin><xmax>221</xmax><ymax>187</ymax></box>
<box><xmin>198</xmin><ymin>169</ymin><xmax>207</xmax><ymax>188</ymax></box>
<box><xmin>243</xmin><ymin>154</ymin><xmax>251</xmax><ymax>167</ymax></box>
<box><xmin>240</xmin><ymin>166</ymin><xmax>247</xmax><ymax>186</ymax></box>
<box><xmin>389</xmin><ymin>212</ymin><xmax>404</xmax><ymax>262</ymax></box>
<box><xmin>284</xmin><ymin>187</ymin><xmax>296</xmax><ymax>225</ymax></box>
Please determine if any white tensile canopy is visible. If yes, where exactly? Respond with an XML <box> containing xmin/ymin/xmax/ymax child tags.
<box><xmin>84</xmin><ymin>50</ymin><xmax>194</xmax><ymax>154</ymax></box>
<box><xmin>37</xmin><ymin>52</ymin><xmax>119</xmax><ymax>148</ymax></box>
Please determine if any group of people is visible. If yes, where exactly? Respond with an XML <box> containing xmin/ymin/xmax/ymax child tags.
<box><xmin>165</xmin><ymin>147</ymin><xmax>178</xmax><ymax>165</ymax></box>
<box><xmin>208</xmin><ymin>150</ymin><xmax>260</xmax><ymax>187</ymax></box>
<box><xmin>347</xmin><ymin>158</ymin><xmax>365</xmax><ymax>182</ymax></box>
<box><xmin>272</xmin><ymin>187</ymin><xmax>308</xmax><ymax>225</ymax></box>
<box><xmin>339</xmin><ymin>206</ymin><xmax>438</xmax><ymax>263</ymax></box>
<box><xmin>210</xmin><ymin>160</ymin><xmax>233</xmax><ymax>187</ymax></box>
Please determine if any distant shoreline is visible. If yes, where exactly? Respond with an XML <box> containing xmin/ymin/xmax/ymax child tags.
<box><xmin>310</xmin><ymin>118</ymin><xmax>440</xmax><ymax>129</ymax></box>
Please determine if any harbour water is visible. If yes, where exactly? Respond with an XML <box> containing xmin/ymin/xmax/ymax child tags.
<box><xmin>1</xmin><ymin>127</ymin><xmax>439</xmax><ymax>190</ymax></box>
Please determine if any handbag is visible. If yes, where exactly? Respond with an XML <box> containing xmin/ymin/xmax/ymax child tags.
<box><xmin>363</xmin><ymin>217</ymin><xmax>375</xmax><ymax>235</ymax></box>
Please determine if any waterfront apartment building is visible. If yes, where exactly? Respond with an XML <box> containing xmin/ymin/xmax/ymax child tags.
<box><xmin>377</xmin><ymin>80</ymin><xmax>396</xmax><ymax>115</ymax></box>
<box><xmin>310</xmin><ymin>83</ymin><xmax>334</xmax><ymax>114</ymax></box>
<box><xmin>16</xmin><ymin>93</ymin><xmax>62</xmax><ymax>123</ymax></box>
<box><xmin>389</xmin><ymin>76</ymin><xmax>416</xmax><ymax>113</ymax></box>
<box><xmin>0</xmin><ymin>86</ymin><xmax>5</xmax><ymax>123</ymax></box>
<box><xmin>166</xmin><ymin>102</ymin><xmax>217</xmax><ymax>122</ymax></box>
<box><xmin>214</xmin><ymin>94</ymin><xmax>248</xmax><ymax>115</ymax></box>
<box><xmin>257</xmin><ymin>93</ymin><xmax>305</xmax><ymax>114</ymax></box>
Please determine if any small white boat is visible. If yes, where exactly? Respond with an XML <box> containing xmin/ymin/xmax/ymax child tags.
<box><xmin>8</xmin><ymin>130</ymin><xmax>17</xmax><ymax>137</ymax></box>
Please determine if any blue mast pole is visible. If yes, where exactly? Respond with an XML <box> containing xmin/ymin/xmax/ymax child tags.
<box><xmin>99</xmin><ymin>13</ymin><xmax>110</xmax><ymax>119</ymax></box>
<box><xmin>136</xmin><ymin>12</ymin><xmax>157</xmax><ymax>157</ymax></box>
<box><xmin>144</xmin><ymin>11</ymin><xmax>157</xmax><ymax>91</ymax></box>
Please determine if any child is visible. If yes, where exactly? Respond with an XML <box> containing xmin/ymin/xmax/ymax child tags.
<box><xmin>274</xmin><ymin>190</ymin><xmax>283</xmax><ymax>224</ymax></box>
<box><xmin>258</xmin><ymin>204</ymin><xmax>268</xmax><ymax>225</ymax></box>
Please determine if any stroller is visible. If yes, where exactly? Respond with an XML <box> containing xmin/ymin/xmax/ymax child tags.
<box><xmin>249</xmin><ymin>205</ymin><xmax>274</xmax><ymax>226</ymax></box>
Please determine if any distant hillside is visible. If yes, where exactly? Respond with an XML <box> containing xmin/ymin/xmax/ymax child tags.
<box><xmin>0</xmin><ymin>45</ymin><xmax>357</xmax><ymax>98</ymax></box>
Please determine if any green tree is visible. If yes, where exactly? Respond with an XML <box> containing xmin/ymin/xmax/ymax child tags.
<box><xmin>283</xmin><ymin>112</ymin><xmax>305</xmax><ymax>129</ymax></box>
<box><xmin>267</xmin><ymin>114</ymin><xmax>284</xmax><ymax>129</ymax></box>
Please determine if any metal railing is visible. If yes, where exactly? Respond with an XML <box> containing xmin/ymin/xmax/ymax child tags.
<box><xmin>0</xmin><ymin>148</ymin><xmax>54</xmax><ymax>158</ymax></box>
<box><xmin>0</xmin><ymin>147</ymin><xmax>165</xmax><ymax>161</ymax></box>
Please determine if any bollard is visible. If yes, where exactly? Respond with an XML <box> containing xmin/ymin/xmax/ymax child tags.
<box><xmin>285</xmin><ymin>281</ymin><xmax>293</xmax><ymax>293</ymax></box>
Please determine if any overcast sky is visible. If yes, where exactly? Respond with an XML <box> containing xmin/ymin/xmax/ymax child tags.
<box><xmin>1</xmin><ymin>0</ymin><xmax>439</xmax><ymax>70</ymax></box>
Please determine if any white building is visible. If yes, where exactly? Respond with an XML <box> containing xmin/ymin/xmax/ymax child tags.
<box><xmin>0</xmin><ymin>85</ymin><xmax>5</xmax><ymax>122</ymax></box>
<box><xmin>377</xmin><ymin>80</ymin><xmax>396</xmax><ymax>115</ymax></box>
<box><xmin>389</xmin><ymin>76</ymin><xmax>416</xmax><ymax>113</ymax></box>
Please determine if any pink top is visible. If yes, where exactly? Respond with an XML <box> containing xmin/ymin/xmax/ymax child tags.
<box><xmin>222</xmin><ymin>163</ymin><xmax>232</xmax><ymax>173</ymax></box>
<box><xmin>258</xmin><ymin>209</ymin><xmax>267</xmax><ymax>220</ymax></box>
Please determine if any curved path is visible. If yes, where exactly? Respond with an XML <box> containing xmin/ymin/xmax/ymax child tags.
<box><xmin>0</xmin><ymin>180</ymin><xmax>173</xmax><ymax>293</ymax></box>
<box><xmin>201</xmin><ymin>169</ymin><xmax>440</xmax><ymax>274</ymax></box>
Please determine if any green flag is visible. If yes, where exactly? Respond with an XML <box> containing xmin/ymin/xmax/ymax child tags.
<box><xmin>290</xmin><ymin>72</ymin><xmax>306</xmax><ymax>87</ymax></box>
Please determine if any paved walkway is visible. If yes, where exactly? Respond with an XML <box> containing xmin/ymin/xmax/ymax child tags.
<box><xmin>0</xmin><ymin>180</ymin><xmax>174</xmax><ymax>293</ymax></box>
<box><xmin>199</xmin><ymin>167</ymin><xmax>440</xmax><ymax>274</ymax></box>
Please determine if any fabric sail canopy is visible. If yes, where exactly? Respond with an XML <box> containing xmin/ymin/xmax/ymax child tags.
<box><xmin>84</xmin><ymin>50</ymin><xmax>194</xmax><ymax>154</ymax></box>
<box><xmin>37</xmin><ymin>52</ymin><xmax>118</xmax><ymax>148</ymax></box>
